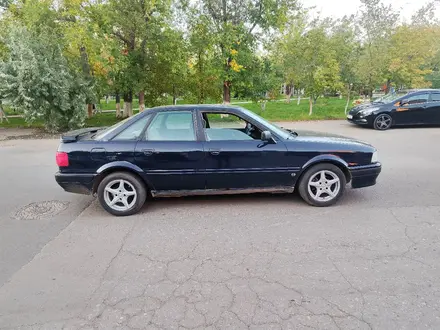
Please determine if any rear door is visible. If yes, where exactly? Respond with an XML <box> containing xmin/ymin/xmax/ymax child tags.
<box><xmin>393</xmin><ymin>93</ymin><xmax>430</xmax><ymax>125</ymax></box>
<box><xmin>134</xmin><ymin>110</ymin><xmax>205</xmax><ymax>191</ymax></box>
<box><xmin>199</xmin><ymin>111</ymin><xmax>294</xmax><ymax>190</ymax></box>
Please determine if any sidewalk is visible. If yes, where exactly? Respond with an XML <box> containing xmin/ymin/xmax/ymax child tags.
<box><xmin>0</xmin><ymin>128</ymin><xmax>39</xmax><ymax>141</ymax></box>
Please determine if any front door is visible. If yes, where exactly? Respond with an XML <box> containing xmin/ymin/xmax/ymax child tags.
<box><xmin>426</xmin><ymin>93</ymin><xmax>440</xmax><ymax>125</ymax></box>
<box><xmin>134</xmin><ymin>110</ymin><xmax>205</xmax><ymax>191</ymax></box>
<box><xmin>200</xmin><ymin>111</ymin><xmax>294</xmax><ymax>190</ymax></box>
<box><xmin>394</xmin><ymin>93</ymin><xmax>430</xmax><ymax>125</ymax></box>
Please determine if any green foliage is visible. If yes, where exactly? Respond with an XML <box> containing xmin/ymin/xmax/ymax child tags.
<box><xmin>2</xmin><ymin>0</ymin><xmax>440</xmax><ymax>131</ymax></box>
<box><xmin>0</xmin><ymin>26</ymin><xmax>91</xmax><ymax>132</ymax></box>
<box><xmin>193</xmin><ymin>0</ymin><xmax>298</xmax><ymax>102</ymax></box>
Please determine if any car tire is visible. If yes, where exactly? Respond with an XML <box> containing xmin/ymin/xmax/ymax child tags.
<box><xmin>373</xmin><ymin>113</ymin><xmax>392</xmax><ymax>130</ymax></box>
<box><xmin>298</xmin><ymin>163</ymin><xmax>346</xmax><ymax>207</ymax></box>
<box><xmin>97</xmin><ymin>172</ymin><xmax>147</xmax><ymax>216</ymax></box>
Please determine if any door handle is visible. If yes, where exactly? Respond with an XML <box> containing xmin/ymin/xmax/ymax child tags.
<box><xmin>209</xmin><ymin>149</ymin><xmax>221</xmax><ymax>156</ymax></box>
<box><xmin>142</xmin><ymin>149</ymin><xmax>155</xmax><ymax>156</ymax></box>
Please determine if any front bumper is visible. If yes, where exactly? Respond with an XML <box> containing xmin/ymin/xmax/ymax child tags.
<box><xmin>347</xmin><ymin>113</ymin><xmax>373</xmax><ymax>126</ymax></box>
<box><xmin>348</xmin><ymin>163</ymin><xmax>382</xmax><ymax>189</ymax></box>
<box><xmin>55</xmin><ymin>172</ymin><xmax>96</xmax><ymax>195</ymax></box>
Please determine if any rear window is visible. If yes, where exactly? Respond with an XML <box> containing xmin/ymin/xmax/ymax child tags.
<box><xmin>93</xmin><ymin>112</ymin><xmax>143</xmax><ymax>140</ymax></box>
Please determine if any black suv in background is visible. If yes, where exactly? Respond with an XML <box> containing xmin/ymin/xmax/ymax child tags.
<box><xmin>347</xmin><ymin>89</ymin><xmax>440</xmax><ymax>130</ymax></box>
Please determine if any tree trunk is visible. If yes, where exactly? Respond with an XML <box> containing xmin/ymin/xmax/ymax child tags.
<box><xmin>0</xmin><ymin>101</ymin><xmax>9</xmax><ymax>123</ymax></box>
<box><xmin>345</xmin><ymin>84</ymin><xmax>352</xmax><ymax>114</ymax></box>
<box><xmin>87</xmin><ymin>104</ymin><xmax>93</xmax><ymax>118</ymax></box>
<box><xmin>309</xmin><ymin>97</ymin><xmax>313</xmax><ymax>116</ymax></box>
<box><xmin>223</xmin><ymin>81</ymin><xmax>231</xmax><ymax>104</ymax></box>
<box><xmin>285</xmin><ymin>84</ymin><xmax>292</xmax><ymax>103</ymax></box>
<box><xmin>123</xmin><ymin>92</ymin><xmax>133</xmax><ymax>117</ymax></box>
<box><xmin>297</xmin><ymin>90</ymin><xmax>301</xmax><ymax>105</ymax></box>
<box><xmin>385</xmin><ymin>79</ymin><xmax>391</xmax><ymax>94</ymax></box>
<box><xmin>173</xmin><ymin>84</ymin><xmax>177</xmax><ymax>105</ymax></box>
<box><xmin>139</xmin><ymin>91</ymin><xmax>145</xmax><ymax>112</ymax></box>
<box><xmin>115</xmin><ymin>93</ymin><xmax>121</xmax><ymax>118</ymax></box>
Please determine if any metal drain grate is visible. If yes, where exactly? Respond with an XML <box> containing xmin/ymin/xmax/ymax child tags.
<box><xmin>14</xmin><ymin>201</ymin><xmax>69</xmax><ymax>220</ymax></box>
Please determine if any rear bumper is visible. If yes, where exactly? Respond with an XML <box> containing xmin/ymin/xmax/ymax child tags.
<box><xmin>55</xmin><ymin>172</ymin><xmax>95</xmax><ymax>195</ymax></box>
<box><xmin>349</xmin><ymin>163</ymin><xmax>382</xmax><ymax>189</ymax></box>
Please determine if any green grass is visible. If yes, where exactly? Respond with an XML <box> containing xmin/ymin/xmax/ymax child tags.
<box><xmin>242</xmin><ymin>98</ymin><xmax>347</xmax><ymax>121</ymax></box>
<box><xmin>0</xmin><ymin>97</ymin><xmax>348</xmax><ymax>131</ymax></box>
<box><xmin>0</xmin><ymin>117</ymin><xmax>44</xmax><ymax>129</ymax></box>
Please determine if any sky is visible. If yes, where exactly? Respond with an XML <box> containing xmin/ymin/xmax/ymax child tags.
<box><xmin>303</xmin><ymin>0</ymin><xmax>440</xmax><ymax>21</ymax></box>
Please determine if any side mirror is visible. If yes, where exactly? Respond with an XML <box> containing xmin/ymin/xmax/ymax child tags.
<box><xmin>261</xmin><ymin>130</ymin><xmax>274</xmax><ymax>143</ymax></box>
<box><xmin>400</xmin><ymin>99</ymin><xmax>409</xmax><ymax>106</ymax></box>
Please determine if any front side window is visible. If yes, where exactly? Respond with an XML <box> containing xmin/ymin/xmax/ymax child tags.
<box><xmin>431</xmin><ymin>93</ymin><xmax>440</xmax><ymax>102</ymax></box>
<box><xmin>403</xmin><ymin>93</ymin><xmax>430</xmax><ymax>105</ymax></box>
<box><xmin>203</xmin><ymin>112</ymin><xmax>262</xmax><ymax>141</ymax></box>
<box><xmin>146</xmin><ymin>111</ymin><xmax>196</xmax><ymax>141</ymax></box>
<box><xmin>112</xmin><ymin>114</ymin><xmax>151</xmax><ymax>141</ymax></box>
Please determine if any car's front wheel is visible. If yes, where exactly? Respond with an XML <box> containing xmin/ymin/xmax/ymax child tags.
<box><xmin>97</xmin><ymin>172</ymin><xmax>147</xmax><ymax>216</ymax></box>
<box><xmin>298</xmin><ymin>164</ymin><xmax>346</xmax><ymax>207</ymax></box>
<box><xmin>373</xmin><ymin>113</ymin><xmax>392</xmax><ymax>130</ymax></box>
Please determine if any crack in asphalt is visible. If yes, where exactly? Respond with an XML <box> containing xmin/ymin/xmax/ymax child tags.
<box><xmin>4</xmin><ymin>205</ymin><xmax>440</xmax><ymax>330</ymax></box>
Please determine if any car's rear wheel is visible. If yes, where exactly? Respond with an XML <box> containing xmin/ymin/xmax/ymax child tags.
<box><xmin>298</xmin><ymin>164</ymin><xmax>346</xmax><ymax>207</ymax></box>
<box><xmin>373</xmin><ymin>113</ymin><xmax>392</xmax><ymax>130</ymax></box>
<box><xmin>97</xmin><ymin>172</ymin><xmax>147</xmax><ymax>216</ymax></box>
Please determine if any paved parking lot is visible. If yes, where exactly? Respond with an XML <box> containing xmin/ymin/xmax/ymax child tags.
<box><xmin>1</xmin><ymin>121</ymin><xmax>440</xmax><ymax>329</ymax></box>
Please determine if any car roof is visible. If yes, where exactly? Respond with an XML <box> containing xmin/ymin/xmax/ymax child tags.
<box><xmin>147</xmin><ymin>104</ymin><xmax>246</xmax><ymax>112</ymax></box>
<box><xmin>404</xmin><ymin>89</ymin><xmax>440</xmax><ymax>94</ymax></box>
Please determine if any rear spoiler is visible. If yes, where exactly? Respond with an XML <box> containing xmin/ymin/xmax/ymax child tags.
<box><xmin>61</xmin><ymin>127</ymin><xmax>104</xmax><ymax>143</ymax></box>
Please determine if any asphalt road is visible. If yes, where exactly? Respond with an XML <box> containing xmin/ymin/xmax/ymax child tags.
<box><xmin>0</xmin><ymin>121</ymin><xmax>440</xmax><ymax>329</ymax></box>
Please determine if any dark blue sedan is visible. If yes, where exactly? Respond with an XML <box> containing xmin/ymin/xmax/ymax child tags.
<box><xmin>55</xmin><ymin>105</ymin><xmax>381</xmax><ymax>216</ymax></box>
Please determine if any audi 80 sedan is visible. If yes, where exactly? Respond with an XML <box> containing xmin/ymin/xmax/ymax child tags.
<box><xmin>55</xmin><ymin>105</ymin><xmax>381</xmax><ymax>216</ymax></box>
<box><xmin>347</xmin><ymin>89</ymin><xmax>440</xmax><ymax>130</ymax></box>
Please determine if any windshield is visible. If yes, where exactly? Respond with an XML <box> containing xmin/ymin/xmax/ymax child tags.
<box><xmin>373</xmin><ymin>92</ymin><xmax>408</xmax><ymax>104</ymax></box>
<box><xmin>93</xmin><ymin>112</ymin><xmax>142</xmax><ymax>140</ymax></box>
<box><xmin>241</xmin><ymin>109</ymin><xmax>292</xmax><ymax>140</ymax></box>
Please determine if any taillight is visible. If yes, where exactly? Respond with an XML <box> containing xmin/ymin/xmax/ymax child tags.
<box><xmin>56</xmin><ymin>152</ymin><xmax>69</xmax><ymax>167</ymax></box>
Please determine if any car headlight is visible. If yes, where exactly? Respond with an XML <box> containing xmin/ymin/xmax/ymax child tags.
<box><xmin>359</xmin><ymin>107</ymin><xmax>379</xmax><ymax>116</ymax></box>
<box><xmin>371</xmin><ymin>151</ymin><xmax>379</xmax><ymax>163</ymax></box>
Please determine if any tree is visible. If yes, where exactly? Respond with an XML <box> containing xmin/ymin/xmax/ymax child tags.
<box><xmin>245</xmin><ymin>56</ymin><xmax>282</xmax><ymax>110</ymax></box>
<box><xmin>96</xmin><ymin>0</ymin><xmax>173</xmax><ymax>117</ymax></box>
<box><xmin>356</xmin><ymin>0</ymin><xmax>399</xmax><ymax>96</ymax></box>
<box><xmin>330</xmin><ymin>17</ymin><xmax>361</xmax><ymax>113</ymax></box>
<box><xmin>273</xmin><ymin>11</ymin><xmax>308</xmax><ymax>104</ymax></box>
<box><xmin>387</xmin><ymin>25</ymin><xmax>436</xmax><ymax>89</ymax></box>
<box><xmin>186</xmin><ymin>14</ymin><xmax>222</xmax><ymax>104</ymax></box>
<box><xmin>194</xmin><ymin>0</ymin><xmax>297</xmax><ymax>103</ymax></box>
<box><xmin>0</xmin><ymin>26</ymin><xmax>90</xmax><ymax>132</ymax></box>
<box><xmin>298</xmin><ymin>22</ymin><xmax>342</xmax><ymax>115</ymax></box>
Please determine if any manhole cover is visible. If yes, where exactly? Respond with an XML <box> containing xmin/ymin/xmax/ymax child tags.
<box><xmin>14</xmin><ymin>201</ymin><xmax>69</xmax><ymax>220</ymax></box>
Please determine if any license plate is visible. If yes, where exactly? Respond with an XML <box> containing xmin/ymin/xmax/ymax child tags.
<box><xmin>347</xmin><ymin>114</ymin><xmax>353</xmax><ymax>119</ymax></box>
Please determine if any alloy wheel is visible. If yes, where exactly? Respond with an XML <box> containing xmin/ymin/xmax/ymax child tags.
<box><xmin>307</xmin><ymin>170</ymin><xmax>341</xmax><ymax>203</ymax></box>
<box><xmin>103</xmin><ymin>179</ymin><xmax>137</xmax><ymax>212</ymax></box>
<box><xmin>374</xmin><ymin>114</ymin><xmax>392</xmax><ymax>130</ymax></box>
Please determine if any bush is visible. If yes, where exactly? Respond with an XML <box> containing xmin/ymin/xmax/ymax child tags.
<box><xmin>0</xmin><ymin>26</ymin><xmax>91</xmax><ymax>132</ymax></box>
